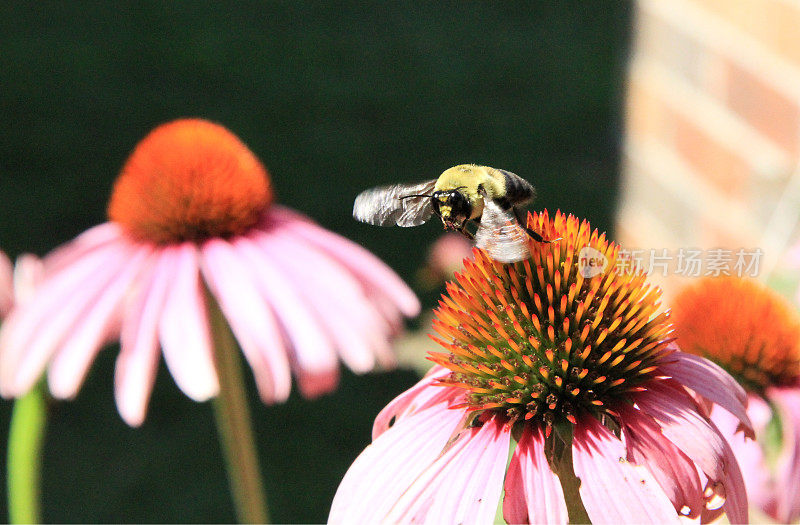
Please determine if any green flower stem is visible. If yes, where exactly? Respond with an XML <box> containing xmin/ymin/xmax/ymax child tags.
<box><xmin>7</xmin><ymin>380</ymin><xmax>47</xmax><ymax>524</ymax></box>
<box><xmin>207</xmin><ymin>293</ymin><xmax>270</xmax><ymax>524</ymax></box>
<box><xmin>546</xmin><ymin>422</ymin><xmax>591</xmax><ymax>525</ymax></box>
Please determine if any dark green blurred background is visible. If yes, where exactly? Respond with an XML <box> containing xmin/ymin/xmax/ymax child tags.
<box><xmin>0</xmin><ymin>2</ymin><xmax>631</xmax><ymax>522</ymax></box>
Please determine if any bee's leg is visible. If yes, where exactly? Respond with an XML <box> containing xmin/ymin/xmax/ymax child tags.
<box><xmin>513</xmin><ymin>207</ymin><xmax>560</xmax><ymax>243</ymax></box>
<box><xmin>458</xmin><ymin>224</ymin><xmax>474</xmax><ymax>240</ymax></box>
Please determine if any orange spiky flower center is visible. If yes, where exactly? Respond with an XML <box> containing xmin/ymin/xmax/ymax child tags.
<box><xmin>671</xmin><ymin>276</ymin><xmax>800</xmax><ymax>394</ymax></box>
<box><xmin>107</xmin><ymin>119</ymin><xmax>273</xmax><ymax>244</ymax></box>
<box><xmin>428</xmin><ymin>210</ymin><xmax>673</xmax><ymax>434</ymax></box>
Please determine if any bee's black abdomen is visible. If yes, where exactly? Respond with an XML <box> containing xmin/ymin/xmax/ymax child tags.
<box><xmin>499</xmin><ymin>169</ymin><xmax>535</xmax><ymax>205</ymax></box>
<box><xmin>494</xmin><ymin>197</ymin><xmax>513</xmax><ymax>210</ymax></box>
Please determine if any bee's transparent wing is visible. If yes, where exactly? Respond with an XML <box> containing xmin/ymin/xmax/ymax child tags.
<box><xmin>353</xmin><ymin>180</ymin><xmax>437</xmax><ymax>227</ymax></box>
<box><xmin>475</xmin><ymin>199</ymin><xmax>530</xmax><ymax>263</ymax></box>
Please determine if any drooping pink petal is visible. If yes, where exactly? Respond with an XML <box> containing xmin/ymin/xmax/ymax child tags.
<box><xmin>367</xmin><ymin>294</ymin><xmax>405</xmax><ymax>336</ymax></box>
<box><xmin>618</xmin><ymin>403</ymin><xmax>705</xmax><ymax>519</ymax></box>
<box><xmin>47</xmin><ymin>245</ymin><xmax>153</xmax><ymax>399</ymax></box>
<box><xmin>572</xmin><ymin>415</ymin><xmax>682</xmax><ymax>524</ymax></box>
<box><xmin>266</xmin><ymin>206</ymin><xmax>420</xmax><ymax>317</ymax></box>
<box><xmin>329</xmin><ymin>403</ymin><xmax>465</xmax><ymax>524</ymax></box>
<box><xmin>711</xmin><ymin>394</ymin><xmax>775</xmax><ymax>520</ymax></box>
<box><xmin>114</xmin><ymin>250</ymin><xmax>173</xmax><ymax>427</ymax></box>
<box><xmin>633</xmin><ymin>381</ymin><xmax>748</xmax><ymax>524</ymax></box>
<box><xmin>714</xmin><ymin>422</ymin><xmax>749</xmax><ymax>525</ymax></box>
<box><xmin>384</xmin><ymin>417</ymin><xmax>510</xmax><ymax>524</ymax></box>
<box><xmin>372</xmin><ymin>366</ymin><xmax>456</xmax><ymax>439</ymax></box>
<box><xmin>266</xmin><ymin>226</ymin><xmax>394</xmax><ymax>338</ymax></box>
<box><xmin>0</xmin><ymin>241</ymin><xmax>134</xmax><ymax>397</ymax></box>
<box><xmin>43</xmin><ymin>222</ymin><xmax>126</xmax><ymax>275</ymax></box>
<box><xmin>254</xmin><ymin>229</ymin><xmax>379</xmax><ymax>372</ymax></box>
<box><xmin>0</xmin><ymin>250</ymin><xmax>13</xmax><ymax>317</ymax></box>
<box><xmin>659</xmin><ymin>349</ymin><xmax>753</xmax><ymax>437</ymax></box>
<box><xmin>252</xmin><ymin>228</ymin><xmax>390</xmax><ymax>373</ymax></box>
<box><xmin>200</xmin><ymin>238</ymin><xmax>292</xmax><ymax>404</ymax></box>
<box><xmin>157</xmin><ymin>243</ymin><xmax>218</xmax><ymax>401</ymax></box>
<box><xmin>768</xmin><ymin>387</ymin><xmax>800</xmax><ymax>523</ymax></box>
<box><xmin>503</xmin><ymin>425</ymin><xmax>567</xmax><ymax>525</ymax></box>
<box><xmin>232</xmin><ymin>234</ymin><xmax>339</xmax><ymax>397</ymax></box>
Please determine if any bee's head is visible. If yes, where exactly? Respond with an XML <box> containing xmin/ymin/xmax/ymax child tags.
<box><xmin>431</xmin><ymin>189</ymin><xmax>471</xmax><ymax>230</ymax></box>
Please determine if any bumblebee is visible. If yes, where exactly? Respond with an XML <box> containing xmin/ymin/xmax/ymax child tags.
<box><xmin>353</xmin><ymin>164</ymin><xmax>553</xmax><ymax>262</ymax></box>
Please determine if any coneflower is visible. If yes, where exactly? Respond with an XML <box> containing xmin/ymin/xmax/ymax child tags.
<box><xmin>0</xmin><ymin>119</ymin><xmax>419</xmax><ymax>523</ymax></box>
<box><xmin>672</xmin><ymin>276</ymin><xmax>800</xmax><ymax>523</ymax></box>
<box><xmin>330</xmin><ymin>210</ymin><xmax>751</xmax><ymax>524</ymax></box>
<box><xmin>0</xmin><ymin>118</ymin><xmax>418</xmax><ymax>425</ymax></box>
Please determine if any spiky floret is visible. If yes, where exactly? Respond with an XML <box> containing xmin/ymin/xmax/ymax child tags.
<box><xmin>428</xmin><ymin>210</ymin><xmax>673</xmax><ymax>434</ymax></box>
<box><xmin>108</xmin><ymin>119</ymin><xmax>272</xmax><ymax>244</ymax></box>
<box><xmin>671</xmin><ymin>276</ymin><xmax>800</xmax><ymax>394</ymax></box>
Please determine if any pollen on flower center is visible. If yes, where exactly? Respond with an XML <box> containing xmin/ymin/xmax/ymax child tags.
<box><xmin>428</xmin><ymin>211</ymin><xmax>673</xmax><ymax>432</ymax></box>
<box><xmin>107</xmin><ymin>119</ymin><xmax>273</xmax><ymax>244</ymax></box>
<box><xmin>672</xmin><ymin>276</ymin><xmax>800</xmax><ymax>393</ymax></box>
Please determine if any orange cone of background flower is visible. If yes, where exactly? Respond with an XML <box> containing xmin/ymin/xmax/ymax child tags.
<box><xmin>672</xmin><ymin>276</ymin><xmax>800</xmax><ymax>523</ymax></box>
<box><xmin>329</xmin><ymin>210</ymin><xmax>751</xmax><ymax>524</ymax></box>
<box><xmin>0</xmin><ymin>119</ymin><xmax>419</xmax><ymax>426</ymax></box>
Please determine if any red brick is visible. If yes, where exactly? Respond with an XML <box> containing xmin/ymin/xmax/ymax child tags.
<box><xmin>723</xmin><ymin>61</ymin><xmax>800</xmax><ymax>156</ymax></box>
<box><xmin>668</xmin><ymin>107</ymin><xmax>750</xmax><ymax>200</ymax></box>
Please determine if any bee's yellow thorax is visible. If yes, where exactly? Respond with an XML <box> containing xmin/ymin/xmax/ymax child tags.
<box><xmin>435</xmin><ymin>165</ymin><xmax>504</xmax><ymax>197</ymax></box>
<box><xmin>434</xmin><ymin>165</ymin><xmax>505</xmax><ymax>220</ymax></box>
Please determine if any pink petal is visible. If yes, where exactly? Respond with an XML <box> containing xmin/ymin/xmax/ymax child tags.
<box><xmin>44</xmin><ymin>222</ymin><xmax>126</xmax><ymax>275</ymax></box>
<box><xmin>786</xmin><ymin>240</ymin><xmax>800</xmax><ymax>269</ymax></box>
<box><xmin>12</xmin><ymin>254</ymin><xmax>44</xmax><ymax>305</ymax></box>
<box><xmin>47</xmin><ymin>245</ymin><xmax>152</xmax><ymax>399</ymax></box>
<box><xmin>252</xmin><ymin>229</ymin><xmax>389</xmax><ymax>373</ymax></box>
<box><xmin>768</xmin><ymin>387</ymin><xmax>800</xmax><ymax>523</ymax></box>
<box><xmin>200</xmin><ymin>239</ymin><xmax>292</xmax><ymax>404</ymax></box>
<box><xmin>114</xmin><ymin>251</ymin><xmax>173</xmax><ymax>427</ymax></box>
<box><xmin>659</xmin><ymin>349</ymin><xmax>753</xmax><ymax>437</ymax></box>
<box><xmin>634</xmin><ymin>382</ymin><xmax>748</xmax><ymax>524</ymax></box>
<box><xmin>329</xmin><ymin>403</ymin><xmax>465</xmax><ymax>524</ymax></box>
<box><xmin>384</xmin><ymin>417</ymin><xmax>510</xmax><ymax>524</ymax></box>
<box><xmin>618</xmin><ymin>403</ymin><xmax>705</xmax><ymax>518</ymax></box>
<box><xmin>0</xmin><ymin>241</ymin><xmax>133</xmax><ymax>397</ymax></box>
<box><xmin>292</xmin><ymin>367</ymin><xmax>339</xmax><ymax>399</ymax></box>
<box><xmin>503</xmin><ymin>425</ymin><xmax>567</xmax><ymax>525</ymax></box>
<box><xmin>266</xmin><ymin>206</ymin><xmax>420</xmax><ymax>317</ymax></box>
<box><xmin>711</xmin><ymin>395</ymin><xmax>775</xmax><ymax>520</ymax></box>
<box><xmin>0</xmin><ymin>250</ymin><xmax>13</xmax><ymax>317</ymax></box>
<box><xmin>572</xmin><ymin>416</ymin><xmax>682</xmax><ymax>524</ymax></box>
<box><xmin>372</xmin><ymin>366</ymin><xmax>455</xmax><ymax>439</ymax></box>
<box><xmin>157</xmin><ymin>243</ymin><xmax>218</xmax><ymax>401</ymax></box>
<box><xmin>232</xmin><ymin>234</ymin><xmax>339</xmax><ymax>394</ymax></box>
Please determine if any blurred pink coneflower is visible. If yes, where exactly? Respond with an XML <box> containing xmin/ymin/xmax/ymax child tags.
<box><xmin>0</xmin><ymin>118</ymin><xmax>419</xmax><ymax>427</ymax></box>
<box><xmin>672</xmin><ymin>276</ymin><xmax>800</xmax><ymax>523</ymax></box>
<box><xmin>417</xmin><ymin>232</ymin><xmax>474</xmax><ymax>289</ymax></box>
<box><xmin>330</xmin><ymin>211</ymin><xmax>751</xmax><ymax>524</ymax></box>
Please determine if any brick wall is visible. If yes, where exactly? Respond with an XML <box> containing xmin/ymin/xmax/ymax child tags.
<box><xmin>618</xmin><ymin>0</ymin><xmax>800</xmax><ymax>296</ymax></box>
